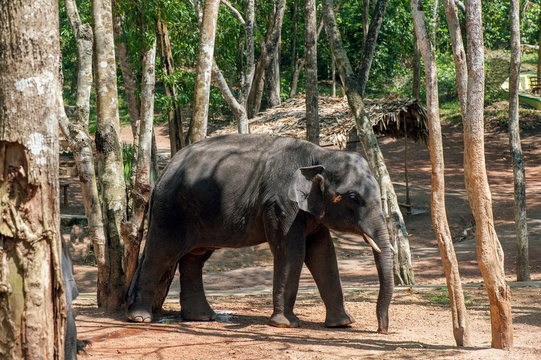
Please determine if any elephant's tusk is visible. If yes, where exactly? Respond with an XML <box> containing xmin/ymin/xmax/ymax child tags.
<box><xmin>389</xmin><ymin>243</ymin><xmax>396</xmax><ymax>254</ymax></box>
<box><xmin>362</xmin><ymin>234</ymin><xmax>381</xmax><ymax>253</ymax></box>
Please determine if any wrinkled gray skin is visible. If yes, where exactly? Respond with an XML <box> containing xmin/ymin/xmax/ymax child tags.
<box><xmin>127</xmin><ymin>134</ymin><xmax>393</xmax><ymax>333</ymax></box>
<box><xmin>62</xmin><ymin>240</ymin><xmax>79</xmax><ymax>359</ymax></box>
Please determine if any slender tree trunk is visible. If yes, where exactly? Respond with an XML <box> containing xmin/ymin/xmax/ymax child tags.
<box><xmin>290</xmin><ymin>0</ymin><xmax>299</xmax><ymax>79</ymax></box>
<box><xmin>538</xmin><ymin>7</ymin><xmax>541</xmax><ymax>81</ymax></box>
<box><xmin>156</xmin><ymin>17</ymin><xmax>185</xmax><ymax>154</ymax></box>
<box><xmin>289</xmin><ymin>57</ymin><xmax>305</xmax><ymax>98</ymax></box>
<box><xmin>191</xmin><ymin>0</ymin><xmax>221</xmax><ymax>143</ymax></box>
<box><xmin>412</xmin><ymin>32</ymin><xmax>421</xmax><ymax>100</ymax></box>
<box><xmin>332</xmin><ymin>56</ymin><xmax>337</xmax><ymax>97</ymax></box>
<box><xmin>112</xmin><ymin>1</ymin><xmax>141</xmax><ymax>140</ymax></box>
<box><xmin>265</xmin><ymin>47</ymin><xmax>282</xmax><ymax>107</ymax></box>
<box><xmin>62</xmin><ymin>0</ymin><xmax>109</xmax><ymax>307</ymax></box>
<box><xmin>0</xmin><ymin>0</ymin><xmax>66</xmax><ymax>357</ymax></box>
<box><xmin>442</xmin><ymin>0</ymin><xmax>471</xmax><ymax>203</ymax></box>
<box><xmin>322</xmin><ymin>0</ymin><xmax>414</xmax><ymax>285</ymax></box>
<box><xmin>464</xmin><ymin>0</ymin><xmax>513</xmax><ymax>349</ymax></box>
<box><xmin>305</xmin><ymin>0</ymin><xmax>319</xmax><ymax>144</ymax></box>
<box><xmin>411</xmin><ymin>0</ymin><xmax>470</xmax><ymax>346</ymax></box>
<box><xmin>358</xmin><ymin>0</ymin><xmax>389</xmax><ymax>96</ymax></box>
<box><xmin>247</xmin><ymin>0</ymin><xmax>286</xmax><ymax>117</ymax></box>
<box><xmin>122</xmin><ymin>40</ymin><xmax>156</xmax><ymax>288</ymax></box>
<box><xmin>431</xmin><ymin>0</ymin><xmax>440</xmax><ymax>47</ymax></box>
<box><xmin>362</xmin><ymin>0</ymin><xmax>370</xmax><ymax>54</ymax></box>
<box><xmin>509</xmin><ymin>0</ymin><xmax>530</xmax><ymax>281</ymax></box>
<box><xmin>92</xmin><ymin>0</ymin><xmax>128</xmax><ymax>311</ymax></box>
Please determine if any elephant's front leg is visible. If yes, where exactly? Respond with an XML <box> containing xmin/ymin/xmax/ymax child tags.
<box><xmin>305</xmin><ymin>227</ymin><xmax>354</xmax><ymax>327</ymax></box>
<box><xmin>265</xmin><ymin>215</ymin><xmax>306</xmax><ymax>328</ymax></box>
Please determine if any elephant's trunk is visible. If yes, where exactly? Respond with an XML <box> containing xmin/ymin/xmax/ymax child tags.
<box><xmin>371</xmin><ymin>222</ymin><xmax>394</xmax><ymax>334</ymax></box>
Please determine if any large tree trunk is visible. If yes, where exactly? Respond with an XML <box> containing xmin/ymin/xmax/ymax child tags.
<box><xmin>156</xmin><ymin>17</ymin><xmax>185</xmax><ymax>153</ymax></box>
<box><xmin>509</xmin><ymin>0</ymin><xmax>530</xmax><ymax>281</ymax></box>
<box><xmin>191</xmin><ymin>0</ymin><xmax>221</xmax><ymax>143</ymax></box>
<box><xmin>0</xmin><ymin>0</ymin><xmax>66</xmax><ymax>357</ymax></box>
<box><xmin>92</xmin><ymin>0</ymin><xmax>128</xmax><ymax>311</ymax></box>
<box><xmin>265</xmin><ymin>50</ymin><xmax>282</xmax><ymax>107</ymax></box>
<box><xmin>358</xmin><ymin>0</ymin><xmax>388</xmax><ymax>97</ymax></box>
<box><xmin>322</xmin><ymin>0</ymin><xmax>414</xmax><ymax>285</ymax></box>
<box><xmin>305</xmin><ymin>0</ymin><xmax>319</xmax><ymax>144</ymax></box>
<box><xmin>61</xmin><ymin>0</ymin><xmax>109</xmax><ymax>308</ymax></box>
<box><xmin>122</xmin><ymin>40</ymin><xmax>156</xmax><ymax>289</ymax></box>
<box><xmin>464</xmin><ymin>0</ymin><xmax>513</xmax><ymax>349</ymax></box>
<box><xmin>411</xmin><ymin>0</ymin><xmax>470</xmax><ymax>347</ymax></box>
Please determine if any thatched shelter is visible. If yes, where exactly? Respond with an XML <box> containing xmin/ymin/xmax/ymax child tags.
<box><xmin>210</xmin><ymin>95</ymin><xmax>429</xmax><ymax>149</ymax></box>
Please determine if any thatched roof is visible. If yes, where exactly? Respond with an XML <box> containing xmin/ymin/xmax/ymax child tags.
<box><xmin>210</xmin><ymin>95</ymin><xmax>429</xmax><ymax>148</ymax></box>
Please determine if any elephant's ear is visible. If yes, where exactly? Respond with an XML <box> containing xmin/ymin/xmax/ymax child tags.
<box><xmin>288</xmin><ymin>165</ymin><xmax>326</xmax><ymax>218</ymax></box>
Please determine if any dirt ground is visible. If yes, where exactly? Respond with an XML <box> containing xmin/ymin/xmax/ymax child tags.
<box><xmin>63</xmin><ymin>108</ymin><xmax>541</xmax><ymax>359</ymax></box>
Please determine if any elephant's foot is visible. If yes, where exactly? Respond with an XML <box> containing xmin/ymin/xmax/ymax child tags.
<box><xmin>325</xmin><ymin>311</ymin><xmax>355</xmax><ymax>328</ymax></box>
<box><xmin>127</xmin><ymin>303</ymin><xmax>153</xmax><ymax>323</ymax></box>
<box><xmin>269</xmin><ymin>312</ymin><xmax>300</xmax><ymax>328</ymax></box>
<box><xmin>180</xmin><ymin>302</ymin><xmax>217</xmax><ymax>322</ymax></box>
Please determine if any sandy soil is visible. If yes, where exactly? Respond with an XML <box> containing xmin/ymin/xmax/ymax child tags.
<box><xmin>62</xmin><ymin>114</ymin><xmax>541</xmax><ymax>359</ymax></box>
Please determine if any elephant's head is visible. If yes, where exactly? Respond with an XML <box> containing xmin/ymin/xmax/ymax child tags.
<box><xmin>288</xmin><ymin>155</ymin><xmax>394</xmax><ymax>333</ymax></box>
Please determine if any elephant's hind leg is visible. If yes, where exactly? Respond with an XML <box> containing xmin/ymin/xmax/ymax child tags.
<box><xmin>179</xmin><ymin>249</ymin><xmax>216</xmax><ymax>321</ymax></box>
<box><xmin>305</xmin><ymin>228</ymin><xmax>354</xmax><ymax>327</ymax></box>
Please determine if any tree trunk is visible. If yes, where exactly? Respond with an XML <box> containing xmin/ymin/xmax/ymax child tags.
<box><xmin>442</xmin><ymin>0</ymin><xmax>471</xmax><ymax>204</ymax></box>
<box><xmin>247</xmin><ymin>0</ymin><xmax>286</xmax><ymax>117</ymax></box>
<box><xmin>322</xmin><ymin>0</ymin><xmax>414</xmax><ymax>285</ymax></box>
<box><xmin>538</xmin><ymin>7</ymin><xmax>541</xmax><ymax>81</ymax></box>
<box><xmin>289</xmin><ymin>57</ymin><xmax>305</xmax><ymax>98</ymax></box>
<box><xmin>122</xmin><ymin>40</ymin><xmax>156</xmax><ymax>289</ymax></box>
<box><xmin>305</xmin><ymin>0</ymin><xmax>319</xmax><ymax>144</ymax></box>
<box><xmin>265</xmin><ymin>48</ymin><xmax>282</xmax><ymax>107</ymax></box>
<box><xmin>0</xmin><ymin>0</ymin><xmax>66</xmax><ymax>357</ymax></box>
<box><xmin>290</xmin><ymin>0</ymin><xmax>299</xmax><ymax>79</ymax></box>
<box><xmin>464</xmin><ymin>0</ymin><xmax>513</xmax><ymax>349</ymax></box>
<box><xmin>191</xmin><ymin>0</ymin><xmax>221</xmax><ymax>143</ymax></box>
<box><xmin>92</xmin><ymin>0</ymin><xmax>128</xmax><ymax>311</ymax></box>
<box><xmin>156</xmin><ymin>17</ymin><xmax>185</xmax><ymax>154</ymax></box>
<box><xmin>362</xmin><ymin>0</ymin><xmax>370</xmax><ymax>54</ymax></box>
<box><xmin>112</xmin><ymin>1</ymin><xmax>141</xmax><ymax>140</ymax></box>
<box><xmin>509</xmin><ymin>0</ymin><xmax>530</xmax><ymax>281</ymax></box>
<box><xmin>412</xmin><ymin>32</ymin><xmax>421</xmax><ymax>100</ymax></box>
<box><xmin>62</xmin><ymin>0</ymin><xmax>109</xmax><ymax>308</ymax></box>
<box><xmin>411</xmin><ymin>0</ymin><xmax>471</xmax><ymax>346</ymax></box>
<box><xmin>358</xmin><ymin>0</ymin><xmax>389</xmax><ymax>97</ymax></box>
<box><xmin>332</xmin><ymin>56</ymin><xmax>337</xmax><ymax>97</ymax></box>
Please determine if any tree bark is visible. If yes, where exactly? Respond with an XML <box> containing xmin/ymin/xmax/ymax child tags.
<box><xmin>289</xmin><ymin>57</ymin><xmax>305</xmax><ymax>98</ymax></box>
<box><xmin>464</xmin><ymin>0</ymin><xmax>513</xmax><ymax>349</ymax></box>
<box><xmin>0</xmin><ymin>0</ymin><xmax>65</xmax><ymax>357</ymax></box>
<box><xmin>411</xmin><ymin>0</ymin><xmax>471</xmax><ymax>346</ymax></box>
<box><xmin>191</xmin><ymin>0</ymin><xmax>221</xmax><ymax>143</ymax></box>
<box><xmin>538</xmin><ymin>7</ymin><xmax>541</xmax><ymax>81</ymax></box>
<box><xmin>62</xmin><ymin>0</ymin><xmax>109</xmax><ymax>308</ymax></box>
<box><xmin>156</xmin><ymin>17</ymin><xmax>185</xmax><ymax>153</ymax></box>
<box><xmin>122</xmin><ymin>40</ymin><xmax>156</xmax><ymax>289</ymax></box>
<box><xmin>322</xmin><ymin>0</ymin><xmax>414</xmax><ymax>285</ymax></box>
<box><xmin>92</xmin><ymin>0</ymin><xmax>128</xmax><ymax>311</ymax></box>
<box><xmin>362</xmin><ymin>0</ymin><xmax>370</xmax><ymax>54</ymax></box>
<box><xmin>247</xmin><ymin>0</ymin><xmax>286</xmax><ymax>117</ymax></box>
<box><xmin>358</xmin><ymin>0</ymin><xmax>389</xmax><ymax>97</ymax></box>
<box><xmin>509</xmin><ymin>0</ymin><xmax>530</xmax><ymax>281</ymax></box>
<box><xmin>265</xmin><ymin>48</ymin><xmax>282</xmax><ymax>107</ymax></box>
<box><xmin>412</xmin><ymin>32</ymin><xmax>421</xmax><ymax>100</ymax></box>
<box><xmin>305</xmin><ymin>0</ymin><xmax>319</xmax><ymax>144</ymax></box>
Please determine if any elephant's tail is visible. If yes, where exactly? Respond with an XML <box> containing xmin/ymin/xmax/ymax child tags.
<box><xmin>125</xmin><ymin>188</ymin><xmax>154</xmax><ymax>305</ymax></box>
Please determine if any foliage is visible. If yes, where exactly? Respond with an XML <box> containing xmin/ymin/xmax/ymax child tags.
<box><xmin>425</xmin><ymin>288</ymin><xmax>474</xmax><ymax>306</ymax></box>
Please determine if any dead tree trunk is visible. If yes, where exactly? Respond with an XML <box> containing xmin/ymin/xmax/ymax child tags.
<box><xmin>305</xmin><ymin>0</ymin><xmax>319</xmax><ymax>144</ymax></box>
<box><xmin>92</xmin><ymin>0</ymin><xmax>128</xmax><ymax>311</ymax></box>
<box><xmin>411</xmin><ymin>0</ymin><xmax>471</xmax><ymax>346</ymax></box>
<box><xmin>0</xmin><ymin>0</ymin><xmax>66</xmax><ymax>357</ymax></box>
<box><xmin>509</xmin><ymin>0</ymin><xmax>530</xmax><ymax>281</ymax></box>
<box><xmin>322</xmin><ymin>0</ymin><xmax>414</xmax><ymax>285</ymax></box>
<box><xmin>464</xmin><ymin>0</ymin><xmax>513</xmax><ymax>349</ymax></box>
<box><xmin>191</xmin><ymin>0</ymin><xmax>221</xmax><ymax>143</ymax></box>
<box><xmin>61</xmin><ymin>0</ymin><xmax>109</xmax><ymax>308</ymax></box>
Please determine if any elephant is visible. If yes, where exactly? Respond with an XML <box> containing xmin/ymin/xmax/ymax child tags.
<box><xmin>62</xmin><ymin>240</ymin><xmax>79</xmax><ymax>360</ymax></box>
<box><xmin>127</xmin><ymin>134</ymin><xmax>394</xmax><ymax>333</ymax></box>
